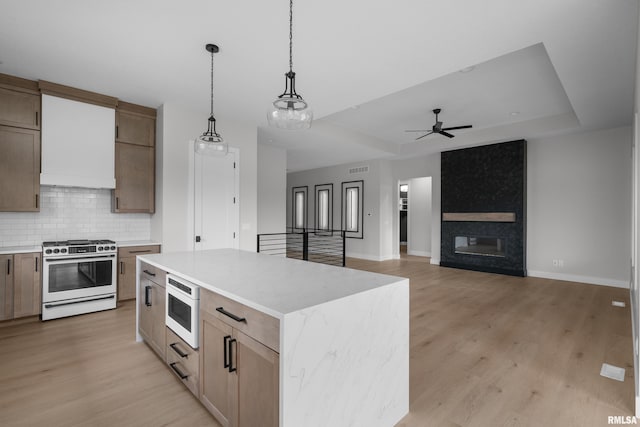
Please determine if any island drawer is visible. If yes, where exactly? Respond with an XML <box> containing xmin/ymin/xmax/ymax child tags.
<box><xmin>201</xmin><ymin>289</ymin><xmax>280</xmax><ymax>353</ymax></box>
<box><xmin>166</xmin><ymin>327</ymin><xmax>199</xmax><ymax>397</ymax></box>
<box><xmin>139</xmin><ymin>261</ymin><xmax>166</xmax><ymax>287</ymax></box>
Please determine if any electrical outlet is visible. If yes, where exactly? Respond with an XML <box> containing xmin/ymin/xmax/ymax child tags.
<box><xmin>612</xmin><ymin>301</ymin><xmax>626</xmax><ymax>308</ymax></box>
<box><xmin>553</xmin><ymin>259</ymin><xmax>559</xmax><ymax>267</ymax></box>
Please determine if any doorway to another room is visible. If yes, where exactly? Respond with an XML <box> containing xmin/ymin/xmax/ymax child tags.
<box><xmin>398</xmin><ymin>177</ymin><xmax>432</xmax><ymax>259</ymax></box>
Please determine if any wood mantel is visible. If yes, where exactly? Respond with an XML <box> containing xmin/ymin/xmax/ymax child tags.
<box><xmin>442</xmin><ymin>212</ymin><xmax>516</xmax><ymax>222</ymax></box>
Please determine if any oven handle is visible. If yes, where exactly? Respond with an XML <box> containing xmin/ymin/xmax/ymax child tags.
<box><xmin>44</xmin><ymin>255</ymin><xmax>116</xmax><ymax>263</ymax></box>
<box><xmin>44</xmin><ymin>295</ymin><xmax>115</xmax><ymax>308</ymax></box>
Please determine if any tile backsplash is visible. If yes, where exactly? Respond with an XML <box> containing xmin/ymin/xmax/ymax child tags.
<box><xmin>0</xmin><ymin>186</ymin><xmax>151</xmax><ymax>247</ymax></box>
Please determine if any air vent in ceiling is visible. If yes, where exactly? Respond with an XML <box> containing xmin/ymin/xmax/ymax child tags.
<box><xmin>348</xmin><ymin>165</ymin><xmax>369</xmax><ymax>174</ymax></box>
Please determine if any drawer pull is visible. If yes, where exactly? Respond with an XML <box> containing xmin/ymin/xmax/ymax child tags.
<box><xmin>130</xmin><ymin>249</ymin><xmax>152</xmax><ymax>254</ymax></box>
<box><xmin>169</xmin><ymin>362</ymin><xmax>189</xmax><ymax>380</ymax></box>
<box><xmin>143</xmin><ymin>269</ymin><xmax>156</xmax><ymax>277</ymax></box>
<box><xmin>216</xmin><ymin>307</ymin><xmax>246</xmax><ymax>323</ymax></box>
<box><xmin>170</xmin><ymin>342</ymin><xmax>188</xmax><ymax>358</ymax></box>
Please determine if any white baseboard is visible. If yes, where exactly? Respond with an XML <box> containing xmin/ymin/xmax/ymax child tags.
<box><xmin>430</xmin><ymin>258</ymin><xmax>440</xmax><ymax>266</ymax></box>
<box><xmin>347</xmin><ymin>252</ymin><xmax>389</xmax><ymax>262</ymax></box>
<box><xmin>527</xmin><ymin>270</ymin><xmax>629</xmax><ymax>289</ymax></box>
<box><xmin>407</xmin><ymin>250</ymin><xmax>431</xmax><ymax>257</ymax></box>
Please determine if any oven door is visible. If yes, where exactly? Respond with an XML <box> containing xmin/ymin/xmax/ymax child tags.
<box><xmin>166</xmin><ymin>285</ymin><xmax>199</xmax><ymax>349</ymax></box>
<box><xmin>42</xmin><ymin>254</ymin><xmax>117</xmax><ymax>303</ymax></box>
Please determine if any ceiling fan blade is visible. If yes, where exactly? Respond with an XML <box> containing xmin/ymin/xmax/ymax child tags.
<box><xmin>441</xmin><ymin>125</ymin><xmax>472</xmax><ymax>131</ymax></box>
<box><xmin>439</xmin><ymin>131</ymin><xmax>455</xmax><ymax>138</ymax></box>
<box><xmin>415</xmin><ymin>131</ymin><xmax>434</xmax><ymax>140</ymax></box>
<box><xmin>405</xmin><ymin>130</ymin><xmax>430</xmax><ymax>132</ymax></box>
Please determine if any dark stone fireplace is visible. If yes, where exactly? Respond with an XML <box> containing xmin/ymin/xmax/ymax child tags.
<box><xmin>440</xmin><ymin>140</ymin><xmax>526</xmax><ymax>276</ymax></box>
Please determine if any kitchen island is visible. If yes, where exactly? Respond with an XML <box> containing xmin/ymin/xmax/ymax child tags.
<box><xmin>136</xmin><ymin>249</ymin><xmax>409</xmax><ymax>427</ymax></box>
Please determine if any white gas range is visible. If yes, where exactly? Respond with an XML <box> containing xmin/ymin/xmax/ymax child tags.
<box><xmin>41</xmin><ymin>239</ymin><xmax>118</xmax><ymax>320</ymax></box>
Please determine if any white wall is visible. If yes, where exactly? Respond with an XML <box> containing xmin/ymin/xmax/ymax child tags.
<box><xmin>390</xmin><ymin>154</ymin><xmax>441</xmax><ymax>264</ymax></box>
<box><xmin>258</xmin><ymin>144</ymin><xmax>287</xmax><ymax>234</ymax></box>
<box><xmin>407</xmin><ymin>177</ymin><xmax>432</xmax><ymax>257</ymax></box>
<box><xmin>153</xmin><ymin>102</ymin><xmax>258</xmax><ymax>253</ymax></box>
<box><xmin>287</xmin><ymin>160</ymin><xmax>383</xmax><ymax>260</ymax></box>
<box><xmin>527</xmin><ymin>126</ymin><xmax>632</xmax><ymax>287</ymax></box>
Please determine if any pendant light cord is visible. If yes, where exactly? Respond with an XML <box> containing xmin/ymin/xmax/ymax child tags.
<box><xmin>289</xmin><ymin>0</ymin><xmax>293</xmax><ymax>73</ymax></box>
<box><xmin>210</xmin><ymin>50</ymin><xmax>215</xmax><ymax>117</ymax></box>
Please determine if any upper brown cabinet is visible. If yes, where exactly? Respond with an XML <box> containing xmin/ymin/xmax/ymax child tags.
<box><xmin>0</xmin><ymin>74</ymin><xmax>41</xmax><ymax>212</ymax></box>
<box><xmin>116</xmin><ymin>101</ymin><xmax>155</xmax><ymax>147</ymax></box>
<box><xmin>113</xmin><ymin>101</ymin><xmax>156</xmax><ymax>213</ymax></box>
<box><xmin>0</xmin><ymin>74</ymin><xmax>40</xmax><ymax>130</ymax></box>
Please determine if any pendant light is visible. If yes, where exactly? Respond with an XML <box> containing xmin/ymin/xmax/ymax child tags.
<box><xmin>195</xmin><ymin>43</ymin><xmax>228</xmax><ymax>156</ymax></box>
<box><xmin>267</xmin><ymin>0</ymin><xmax>313</xmax><ymax>130</ymax></box>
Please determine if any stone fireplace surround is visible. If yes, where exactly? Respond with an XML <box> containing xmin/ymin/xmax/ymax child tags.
<box><xmin>440</xmin><ymin>140</ymin><xmax>526</xmax><ymax>276</ymax></box>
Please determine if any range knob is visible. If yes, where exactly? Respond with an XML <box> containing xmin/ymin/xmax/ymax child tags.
<box><xmin>61</xmin><ymin>248</ymin><xmax>67</xmax><ymax>253</ymax></box>
<box><xmin>53</xmin><ymin>248</ymin><xmax>60</xmax><ymax>254</ymax></box>
<box><xmin>110</xmin><ymin>246</ymin><xmax>116</xmax><ymax>250</ymax></box>
<box><xmin>45</xmin><ymin>249</ymin><xmax>52</xmax><ymax>254</ymax></box>
<box><xmin>97</xmin><ymin>246</ymin><xmax>103</xmax><ymax>251</ymax></box>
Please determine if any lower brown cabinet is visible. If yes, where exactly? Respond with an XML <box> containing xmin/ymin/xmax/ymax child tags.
<box><xmin>199</xmin><ymin>289</ymin><xmax>279</xmax><ymax>427</ymax></box>
<box><xmin>138</xmin><ymin>262</ymin><xmax>166</xmax><ymax>359</ymax></box>
<box><xmin>0</xmin><ymin>252</ymin><xmax>41</xmax><ymax>320</ymax></box>
<box><xmin>119</xmin><ymin>245</ymin><xmax>160</xmax><ymax>301</ymax></box>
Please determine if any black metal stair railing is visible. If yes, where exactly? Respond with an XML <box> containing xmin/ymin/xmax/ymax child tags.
<box><xmin>257</xmin><ymin>228</ymin><xmax>346</xmax><ymax>267</ymax></box>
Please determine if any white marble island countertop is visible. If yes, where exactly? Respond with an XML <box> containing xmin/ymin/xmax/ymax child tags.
<box><xmin>138</xmin><ymin>248</ymin><xmax>405</xmax><ymax>319</ymax></box>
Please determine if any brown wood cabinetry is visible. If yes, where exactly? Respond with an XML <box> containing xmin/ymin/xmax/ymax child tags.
<box><xmin>0</xmin><ymin>74</ymin><xmax>40</xmax><ymax>130</ymax></box>
<box><xmin>118</xmin><ymin>245</ymin><xmax>160</xmax><ymax>301</ymax></box>
<box><xmin>0</xmin><ymin>255</ymin><xmax>13</xmax><ymax>320</ymax></box>
<box><xmin>113</xmin><ymin>102</ymin><xmax>156</xmax><ymax>213</ymax></box>
<box><xmin>0</xmin><ymin>75</ymin><xmax>41</xmax><ymax>212</ymax></box>
<box><xmin>138</xmin><ymin>261</ymin><xmax>167</xmax><ymax>360</ymax></box>
<box><xmin>0</xmin><ymin>252</ymin><xmax>41</xmax><ymax>320</ymax></box>
<box><xmin>13</xmin><ymin>252</ymin><xmax>41</xmax><ymax>318</ymax></box>
<box><xmin>199</xmin><ymin>289</ymin><xmax>279</xmax><ymax>427</ymax></box>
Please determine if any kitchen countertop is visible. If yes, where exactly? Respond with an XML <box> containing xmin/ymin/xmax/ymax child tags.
<box><xmin>0</xmin><ymin>245</ymin><xmax>42</xmax><ymax>255</ymax></box>
<box><xmin>138</xmin><ymin>248</ymin><xmax>406</xmax><ymax>319</ymax></box>
<box><xmin>117</xmin><ymin>240</ymin><xmax>161</xmax><ymax>248</ymax></box>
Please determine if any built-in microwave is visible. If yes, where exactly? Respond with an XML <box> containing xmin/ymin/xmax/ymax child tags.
<box><xmin>166</xmin><ymin>274</ymin><xmax>200</xmax><ymax>349</ymax></box>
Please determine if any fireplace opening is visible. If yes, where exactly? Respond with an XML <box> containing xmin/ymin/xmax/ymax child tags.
<box><xmin>454</xmin><ymin>236</ymin><xmax>505</xmax><ymax>257</ymax></box>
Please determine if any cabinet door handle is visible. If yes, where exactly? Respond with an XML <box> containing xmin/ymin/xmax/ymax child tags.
<box><xmin>229</xmin><ymin>338</ymin><xmax>237</xmax><ymax>373</ymax></box>
<box><xmin>143</xmin><ymin>269</ymin><xmax>156</xmax><ymax>277</ymax></box>
<box><xmin>116</xmin><ymin>197</ymin><xmax>119</xmax><ymax>210</ymax></box>
<box><xmin>116</xmin><ymin>125</ymin><xmax>119</xmax><ymax>139</ymax></box>
<box><xmin>35</xmin><ymin>194</ymin><xmax>39</xmax><ymax>209</ymax></box>
<box><xmin>120</xmin><ymin>261</ymin><xmax>124</xmax><ymax>275</ymax></box>
<box><xmin>35</xmin><ymin>111</ymin><xmax>38</xmax><ymax>126</ymax></box>
<box><xmin>35</xmin><ymin>256</ymin><xmax>38</xmax><ymax>272</ymax></box>
<box><xmin>144</xmin><ymin>285</ymin><xmax>152</xmax><ymax>307</ymax></box>
<box><xmin>169</xmin><ymin>362</ymin><xmax>189</xmax><ymax>380</ymax></box>
<box><xmin>170</xmin><ymin>342</ymin><xmax>188</xmax><ymax>358</ymax></box>
<box><xmin>216</xmin><ymin>307</ymin><xmax>246</xmax><ymax>323</ymax></box>
<box><xmin>6</xmin><ymin>259</ymin><xmax>10</xmax><ymax>275</ymax></box>
<box><xmin>223</xmin><ymin>335</ymin><xmax>231</xmax><ymax>369</ymax></box>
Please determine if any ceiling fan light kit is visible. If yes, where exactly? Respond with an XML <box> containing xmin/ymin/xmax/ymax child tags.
<box><xmin>267</xmin><ymin>0</ymin><xmax>313</xmax><ymax>130</ymax></box>
<box><xmin>195</xmin><ymin>43</ymin><xmax>228</xmax><ymax>156</ymax></box>
<box><xmin>405</xmin><ymin>108</ymin><xmax>472</xmax><ymax>140</ymax></box>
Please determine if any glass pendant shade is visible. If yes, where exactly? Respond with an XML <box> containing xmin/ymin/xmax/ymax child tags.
<box><xmin>195</xmin><ymin>115</ymin><xmax>227</xmax><ymax>155</ymax></box>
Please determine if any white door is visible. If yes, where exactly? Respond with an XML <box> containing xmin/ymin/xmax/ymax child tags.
<box><xmin>193</xmin><ymin>149</ymin><xmax>239</xmax><ymax>250</ymax></box>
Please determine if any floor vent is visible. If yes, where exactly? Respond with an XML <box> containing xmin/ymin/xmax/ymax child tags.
<box><xmin>600</xmin><ymin>363</ymin><xmax>625</xmax><ymax>382</ymax></box>
<box><xmin>348</xmin><ymin>165</ymin><xmax>369</xmax><ymax>174</ymax></box>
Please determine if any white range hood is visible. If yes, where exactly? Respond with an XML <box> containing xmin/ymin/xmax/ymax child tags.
<box><xmin>40</xmin><ymin>94</ymin><xmax>116</xmax><ymax>188</ymax></box>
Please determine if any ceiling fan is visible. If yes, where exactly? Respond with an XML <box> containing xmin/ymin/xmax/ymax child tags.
<box><xmin>405</xmin><ymin>108</ymin><xmax>472</xmax><ymax>140</ymax></box>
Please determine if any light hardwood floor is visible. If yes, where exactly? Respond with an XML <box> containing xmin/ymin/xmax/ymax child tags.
<box><xmin>0</xmin><ymin>255</ymin><xmax>633</xmax><ymax>427</ymax></box>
